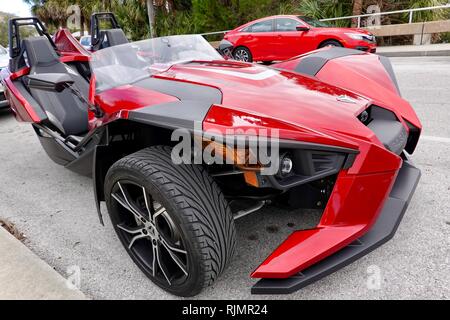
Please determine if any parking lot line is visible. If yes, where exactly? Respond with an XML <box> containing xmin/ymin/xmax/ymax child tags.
<box><xmin>421</xmin><ymin>135</ymin><xmax>450</xmax><ymax>144</ymax></box>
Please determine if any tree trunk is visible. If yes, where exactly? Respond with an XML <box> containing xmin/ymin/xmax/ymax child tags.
<box><xmin>80</xmin><ymin>14</ymin><xmax>85</xmax><ymax>37</ymax></box>
<box><xmin>146</xmin><ymin>0</ymin><xmax>155</xmax><ymax>38</ymax></box>
<box><xmin>351</xmin><ymin>0</ymin><xmax>364</xmax><ymax>28</ymax></box>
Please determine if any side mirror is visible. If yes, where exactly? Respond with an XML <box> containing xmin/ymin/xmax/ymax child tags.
<box><xmin>26</xmin><ymin>73</ymin><xmax>74</xmax><ymax>92</ymax></box>
<box><xmin>296</xmin><ymin>26</ymin><xmax>310</xmax><ymax>32</ymax></box>
<box><xmin>218</xmin><ymin>40</ymin><xmax>234</xmax><ymax>59</ymax></box>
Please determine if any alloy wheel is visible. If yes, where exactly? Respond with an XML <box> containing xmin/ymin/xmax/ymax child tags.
<box><xmin>111</xmin><ymin>180</ymin><xmax>189</xmax><ymax>286</ymax></box>
<box><xmin>234</xmin><ymin>48</ymin><xmax>250</xmax><ymax>62</ymax></box>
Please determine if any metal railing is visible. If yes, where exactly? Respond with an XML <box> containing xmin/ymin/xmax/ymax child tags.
<box><xmin>320</xmin><ymin>3</ymin><xmax>450</xmax><ymax>28</ymax></box>
<box><xmin>200</xmin><ymin>4</ymin><xmax>450</xmax><ymax>37</ymax></box>
<box><xmin>201</xmin><ymin>30</ymin><xmax>231</xmax><ymax>36</ymax></box>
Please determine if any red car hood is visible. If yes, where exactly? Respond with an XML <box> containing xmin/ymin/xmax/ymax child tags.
<box><xmin>157</xmin><ymin>61</ymin><xmax>374</xmax><ymax>145</ymax></box>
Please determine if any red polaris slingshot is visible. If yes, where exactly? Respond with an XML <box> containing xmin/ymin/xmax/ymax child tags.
<box><xmin>3</xmin><ymin>14</ymin><xmax>421</xmax><ymax>297</ymax></box>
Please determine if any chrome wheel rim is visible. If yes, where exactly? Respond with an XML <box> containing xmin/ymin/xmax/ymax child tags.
<box><xmin>234</xmin><ymin>49</ymin><xmax>249</xmax><ymax>62</ymax></box>
<box><xmin>111</xmin><ymin>181</ymin><xmax>188</xmax><ymax>286</ymax></box>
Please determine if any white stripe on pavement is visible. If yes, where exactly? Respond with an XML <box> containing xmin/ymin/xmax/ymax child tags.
<box><xmin>421</xmin><ymin>135</ymin><xmax>450</xmax><ymax>143</ymax></box>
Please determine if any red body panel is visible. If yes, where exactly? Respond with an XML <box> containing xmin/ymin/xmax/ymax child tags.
<box><xmin>4</xmin><ymin>76</ymin><xmax>40</xmax><ymax>122</ymax></box>
<box><xmin>273</xmin><ymin>48</ymin><xmax>422</xmax><ymax>130</ymax></box>
<box><xmin>54</xmin><ymin>29</ymin><xmax>91</xmax><ymax>57</ymax></box>
<box><xmin>225</xmin><ymin>15</ymin><xmax>377</xmax><ymax>61</ymax></box>
<box><xmin>91</xmin><ymin>85</ymin><xmax>179</xmax><ymax>129</ymax></box>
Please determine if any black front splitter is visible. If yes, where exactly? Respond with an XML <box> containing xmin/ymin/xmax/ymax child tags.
<box><xmin>251</xmin><ymin>160</ymin><xmax>421</xmax><ymax>294</ymax></box>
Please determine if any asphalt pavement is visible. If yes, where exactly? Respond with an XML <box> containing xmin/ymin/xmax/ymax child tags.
<box><xmin>0</xmin><ymin>56</ymin><xmax>449</xmax><ymax>300</ymax></box>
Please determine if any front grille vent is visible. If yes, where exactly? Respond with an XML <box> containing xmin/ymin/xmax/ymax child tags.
<box><xmin>359</xmin><ymin>105</ymin><xmax>408</xmax><ymax>155</ymax></box>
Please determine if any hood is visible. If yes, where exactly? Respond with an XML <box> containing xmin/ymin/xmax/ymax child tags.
<box><xmin>157</xmin><ymin>61</ymin><xmax>374</xmax><ymax>143</ymax></box>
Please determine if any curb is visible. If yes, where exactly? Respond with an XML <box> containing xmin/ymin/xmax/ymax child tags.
<box><xmin>0</xmin><ymin>227</ymin><xmax>87</xmax><ymax>300</ymax></box>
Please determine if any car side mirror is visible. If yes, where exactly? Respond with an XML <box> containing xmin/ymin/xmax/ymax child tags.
<box><xmin>296</xmin><ymin>26</ymin><xmax>310</xmax><ymax>32</ymax></box>
<box><xmin>26</xmin><ymin>73</ymin><xmax>74</xmax><ymax>93</ymax></box>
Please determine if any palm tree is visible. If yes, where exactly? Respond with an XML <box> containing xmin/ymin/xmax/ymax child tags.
<box><xmin>351</xmin><ymin>0</ymin><xmax>364</xmax><ymax>27</ymax></box>
<box><xmin>31</xmin><ymin>0</ymin><xmax>70</xmax><ymax>29</ymax></box>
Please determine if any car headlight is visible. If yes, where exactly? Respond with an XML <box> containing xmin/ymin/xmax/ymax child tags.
<box><xmin>199</xmin><ymin>136</ymin><xmax>358</xmax><ymax>190</ymax></box>
<box><xmin>345</xmin><ymin>33</ymin><xmax>374</xmax><ymax>42</ymax></box>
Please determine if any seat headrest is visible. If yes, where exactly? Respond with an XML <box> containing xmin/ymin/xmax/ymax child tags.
<box><xmin>104</xmin><ymin>29</ymin><xmax>128</xmax><ymax>47</ymax></box>
<box><xmin>23</xmin><ymin>36</ymin><xmax>59</xmax><ymax>67</ymax></box>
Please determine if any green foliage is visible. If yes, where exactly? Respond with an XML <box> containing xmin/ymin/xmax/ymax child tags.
<box><xmin>191</xmin><ymin>0</ymin><xmax>234</xmax><ymax>34</ymax></box>
<box><xmin>235</xmin><ymin>0</ymin><xmax>284</xmax><ymax>21</ymax></box>
<box><xmin>441</xmin><ymin>32</ymin><xmax>450</xmax><ymax>43</ymax></box>
<box><xmin>113</xmin><ymin>0</ymin><xmax>151</xmax><ymax>40</ymax></box>
<box><xmin>156</xmin><ymin>10</ymin><xmax>196</xmax><ymax>36</ymax></box>
<box><xmin>406</xmin><ymin>0</ymin><xmax>448</xmax><ymax>22</ymax></box>
<box><xmin>0</xmin><ymin>12</ymin><xmax>37</xmax><ymax>47</ymax></box>
<box><xmin>155</xmin><ymin>0</ymin><xmax>298</xmax><ymax>36</ymax></box>
<box><xmin>0</xmin><ymin>19</ymin><xmax>9</xmax><ymax>47</ymax></box>
<box><xmin>296</xmin><ymin>0</ymin><xmax>353</xmax><ymax>27</ymax></box>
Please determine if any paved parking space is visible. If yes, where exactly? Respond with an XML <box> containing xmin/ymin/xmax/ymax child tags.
<box><xmin>0</xmin><ymin>57</ymin><xmax>449</xmax><ymax>299</ymax></box>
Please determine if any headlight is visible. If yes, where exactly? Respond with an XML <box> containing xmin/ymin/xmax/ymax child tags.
<box><xmin>345</xmin><ymin>33</ymin><xmax>374</xmax><ymax>42</ymax></box>
<box><xmin>279</xmin><ymin>153</ymin><xmax>293</xmax><ymax>177</ymax></box>
<box><xmin>200</xmin><ymin>136</ymin><xmax>358</xmax><ymax>190</ymax></box>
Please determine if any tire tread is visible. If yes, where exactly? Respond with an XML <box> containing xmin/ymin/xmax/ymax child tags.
<box><xmin>107</xmin><ymin>146</ymin><xmax>236</xmax><ymax>294</ymax></box>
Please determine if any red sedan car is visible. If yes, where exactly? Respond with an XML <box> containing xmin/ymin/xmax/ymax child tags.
<box><xmin>224</xmin><ymin>15</ymin><xmax>377</xmax><ymax>62</ymax></box>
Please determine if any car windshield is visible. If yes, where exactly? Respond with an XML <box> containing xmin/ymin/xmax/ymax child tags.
<box><xmin>298</xmin><ymin>16</ymin><xmax>332</xmax><ymax>28</ymax></box>
<box><xmin>0</xmin><ymin>45</ymin><xmax>7</xmax><ymax>55</ymax></box>
<box><xmin>91</xmin><ymin>34</ymin><xmax>223</xmax><ymax>92</ymax></box>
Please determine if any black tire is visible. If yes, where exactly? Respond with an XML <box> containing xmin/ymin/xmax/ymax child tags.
<box><xmin>104</xmin><ymin>146</ymin><xmax>237</xmax><ymax>297</ymax></box>
<box><xmin>233</xmin><ymin>46</ymin><xmax>253</xmax><ymax>62</ymax></box>
<box><xmin>319</xmin><ymin>40</ymin><xmax>343</xmax><ymax>48</ymax></box>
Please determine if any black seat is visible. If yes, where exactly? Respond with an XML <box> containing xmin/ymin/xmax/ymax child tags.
<box><xmin>23</xmin><ymin>36</ymin><xmax>89</xmax><ymax>136</ymax></box>
<box><xmin>99</xmin><ymin>29</ymin><xmax>129</xmax><ymax>50</ymax></box>
<box><xmin>104</xmin><ymin>29</ymin><xmax>129</xmax><ymax>47</ymax></box>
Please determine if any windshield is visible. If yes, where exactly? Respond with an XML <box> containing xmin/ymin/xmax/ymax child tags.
<box><xmin>0</xmin><ymin>45</ymin><xmax>7</xmax><ymax>55</ymax></box>
<box><xmin>91</xmin><ymin>35</ymin><xmax>223</xmax><ymax>92</ymax></box>
<box><xmin>298</xmin><ymin>16</ymin><xmax>332</xmax><ymax>28</ymax></box>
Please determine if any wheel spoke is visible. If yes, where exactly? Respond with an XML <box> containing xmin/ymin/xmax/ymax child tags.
<box><xmin>112</xmin><ymin>182</ymin><xmax>147</xmax><ymax>223</ymax></box>
<box><xmin>117</xmin><ymin>223</ymin><xmax>144</xmax><ymax>235</ymax></box>
<box><xmin>156</xmin><ymin>244</ymin><xmax>171</xmax><ymax>285</ymax></box>
<box><xmin>153</xmin><ymin>205</ymin><xmax>166</xmax><ymax>221</ymax></box>
<box><xmin>160</xmin><ymin>235</ymin><xmax>187</xmax><ymax>255</ymax></box>
<box><xmin>160</xmin><ymin>239</ymin><xmax>188</xmax><ymax>276</ymax></box>
<box><xmin>142</xmin><ymin>187</ymin><xmax>154</xmax><ymax>221</ymax></box>
<box><xmin>111</xmin><ymin>193</ymin><xmax>135</xmax><ymax>216</ymax></box>
<box><xmin>152</xmin><ymin>244</ymin><xmax>157</xmax><ymax>277</ymax></box>
<box><xmin>128</xmin><ymin>233</ymin><xmax>149</xmax><ymax>249</ymax></box>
